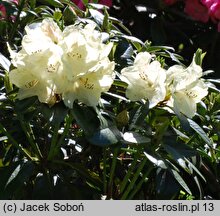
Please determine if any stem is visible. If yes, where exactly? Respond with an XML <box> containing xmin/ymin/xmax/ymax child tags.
<box><xmin>47</xmin><ymin>114</ymin><xmax>73</xmax><ymax>161</ymax></box>
<box><xmin>56</xmin><ymin>114</ymin><xmax>73</xmax><ymax>147</ymax></box>
<box><xmin>103</xmin><ymin>147</ymin><xmax>107</xmax><ymax>195</ymax></box>
<box><xmin>127</xmin><ymin>166</ymin><xmax>153</xmax><ymax>199</ymax></box>
<box><xmin>107</xmin><ymin>147</ymin><xmax>119</xmax><ymax>199</ymax></box>
<box><xmin>121</xmin><ymin>157</ymin><xmax>147</xmax><ymax>200</ymax></box>
<box><xmin>44</xmin><ymin>169</ymin><xmax>54</xmax><ymax>199</ymax></box>
<box><xmin>47</xmin><ymin>123</ymin><xmax>60</xmax><ymax>161</ymax></box>
<box><xmin>119</xmin><ymin>152</ymin><xmax>139</xmax><ymax>194</ymax></box>
<box><xmin>53</xmin><ymin>160</ymin><xmax>102</xmax><ymax>188</ymax></box>
<box><xmin>18</xmin><ymin>117</ymin><xmax>43</xmax><ymax>159</ymax></box>
<box><xmin>0</xmin><ymin>123</ymin><xmax>33</xmax><ymax>160</ymax></box>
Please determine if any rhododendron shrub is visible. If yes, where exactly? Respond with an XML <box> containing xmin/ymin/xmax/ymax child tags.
<box><xmin>0</xmin><ymin>0</ymin><xmax>219</xmax><ymax>200</ymax></box>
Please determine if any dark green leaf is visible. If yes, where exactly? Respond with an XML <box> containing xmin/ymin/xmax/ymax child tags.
<box><xmin>32</xmin><ymin>173</ymin><xmax>53</xmax><ymax>199</ymax></box>
<box><xmin>156</xmin><ymin>169</ymin><xmax>180</xmax><ymax>199</ymax></box>
<box><xmin>2</xmin><ymin>145</ymin><xmax>17</xmax><ymax>165</ymax></box>
<box><xmin>188</xmin><ymin>118</ymin><xmax>212</xmax><ymax>146</ymax></box>
<box><xmin>15</xmin><ymin>96</ymin><xmax>38</xmax><ymax>113</ymax></box>
<box><xmin>53</xmin><ymin>160</ymin><xmax>102</xmax><ymax>188</ymax></box>
<box><xmin>4</xmin><ymin>161</ymin><xmax>35</xmax><ymax>197</ymax></box>
<box><xmin>41</xmin><ymin>102</ymin><xmax>68</xmax><ymax>125</ymax></box>
<box><xmin>63</xmin><ymin>6</ymin><xmax>77</xmax><ymax>24</ymax></box>
<box><xmin>37</xmin><ymin>0</ymin><xmax>64</xmax><ymax>8</ymax></box>
<box><xmin>123</xmin><ymin>131</ymin><xmax>150</xmax><ymax>144</ymax></box>
<box><xmin>144</xmin><ymin>152</ymin><xmax>167</xmax><ymax>169</ymax></box>
<box><xmin>170</xmin><ymin>169</ymin><xmax>192</xmax><ymax>195</ymax></box>
<box><xmin>71</xmin><ymin>103</ymin><xmax>99</xmax><ymax>136</ymax></box>
<box><xmin>120</xmin><ymin>35</ymin><xmax>144</xmax><ymax>48</ymax></box>
<box><xmin>164</xmin><ymin>140</ymin><xmax>198</xmax><ymax>173</ymax></box>
<box><xmin>177</xmin><ymin>113</ymin><xmax>191</xmax><ymax>132</ymax></box>
<box><xmin>185</xmin><ymin>158</ymin><xmax>206</xmax><ymax>182</ymax></box>
<box><xmin>164</xmin><ymin>141</ymin><xmax>196</xmax><ymax>158</ymax></box>
<box><xmin>88</xmin><ymin>3</ymin><xmax>110</xmax><ymax>10</ymax></box>
<box><xmin>0</xmin><ymin>162</ymin><xmax>20</xmax><ymax>199</ymax></box>
<box><xmin>88</xmin><ymin>126</ymin><xmax>120</xmax><ymax>146</ymax></box>
<box><xmin>172</xmin><ymin>127</ymin><xmax>190</xmax><ymax>141</ymax></box>
<box><xmin>129</xmin><ymin>103</ymin><xmax>149</xmax><ymax>130</ymax></box>
<box><xmin>114</xmin><ymin>38</ymin><xmax>134</xmax><ymax>67</ymax></box>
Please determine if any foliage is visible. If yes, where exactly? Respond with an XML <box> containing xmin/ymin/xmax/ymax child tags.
<box><xmin>109</xmin><ymin>0</ymin><xmax>220</xmax><ymax>78</ymax></box>
<box><xmin>0</xmin><ymin>0</ymin><xmax>220</xmax><ymax>200</ymax></box>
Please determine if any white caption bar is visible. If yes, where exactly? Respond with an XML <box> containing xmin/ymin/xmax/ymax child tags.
<box><xmin>0</xmin><ymin>200</ymin><xmax>219</xmax><ymax>216</ymax></box>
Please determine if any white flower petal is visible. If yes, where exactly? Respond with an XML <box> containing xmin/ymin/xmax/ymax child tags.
<box><xmin>62</xmin><ymin>60</ymin><xmax>115</xmax><ymax>108</ymax></box>
<box><xmin>165</xmin><ymin>56</ymin><xmax>208</xmax><ymax>118</ymax></box>
<box><xmin>121</xmin><ymin>52</ymin><xmax>166</xmax><ymax>108</ymax></box>
<box><xmin>173</xmin><ymin>91</ymin><xmax>197</xmax><ymax>118</ymax></box>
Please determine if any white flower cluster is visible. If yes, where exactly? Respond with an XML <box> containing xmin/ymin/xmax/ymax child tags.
<box><xmin>9</xmin><ymin>18</ymin><xmax>208</xmax><ymax>118</ymax></box>
<box><xmin>121</xmin><ymin>52</ymin><xmax>208</xmax><ymax>118</ymax></box>
<box><xmin>9</xmin><ymin>18</ymin><xmax>115</xmax><ymax>108</ymax></box>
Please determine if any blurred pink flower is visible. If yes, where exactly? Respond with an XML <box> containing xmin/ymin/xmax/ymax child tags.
<box><xmin>202</xmin><ymin>0</ymin><xmax>220</xmax><ymax>20</ymax></box>
<box><xmin>163</xmin><ymin>0</ymin><xmax>178</xmax><ymax>5</ymax></box>
<box><xmin>0</xmin><ymin>0</ymin><xmax>18</xmax><ymax>19</ymax></box>
<box><xmin>184</xmin><ymin>0</ymin><xmax>209</xmax><ymax>22</ymax></box>
<box><xmin>201</xmin><ymin>0</ymin><xmax>217</xmax><ymax>8</ymax></box>
<box><xmin>201</xmin><ymin>0</ymin><xmax>220</xmax><ymax>31</ymax></box>
<box><xmin>0</xmin><ymin>5</ymin><xmax>7</xmax><ymax>18</ymax></box>
<box><xmin>72</xmin><ymin>0</ymin><xmax>112</xmax><ymax>10</ymax></box>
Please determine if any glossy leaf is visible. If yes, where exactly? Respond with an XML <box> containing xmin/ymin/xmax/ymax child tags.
<box><xmin>188</xmin><ymin>118</ymin><xmax>212</xmax><ymax>146</ymax></box>
<box><xmin>88</xmin><ymin>126</ymin><xmax>120</xmax><ymax>146</ymax></box>
<box><xmin>144</xmin><ymin>152</ymin><xmax>167</xmax><ymax>169</ymax></box>
<box><xmin>4</xmin><ymin>161</ymin><xmax>35</xmax><ymax>197</ymax></box>
<box><xmin>170</xmin><ymin>169</ymin><xmax>192</xmax><ymax>195</ymax></box>
<box><xmin>71</xmin><ymin>103</ymin><xmax>99</xmax><ymax>136</ymax></box>
<box><xmin>37</xmin><ymin>0</ymin><xmax>64</xmax><ymax>8</ymax></box>
<box><xmin>156</xmin><ymin>169</ymin><xmax>180</xmax><ymax>199</ymax></box>
<box><xmin>123</xmin><ymin>131</ymin><xmax>150</xmax><ymax>144</ymax></box>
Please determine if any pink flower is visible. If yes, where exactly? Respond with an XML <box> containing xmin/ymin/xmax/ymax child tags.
<box><xmin>72</xmin><ymin>0</ymin><xmax>112</xmax><ymax>10</ymax></box>
<box><xmin>163</xmin><ymin>0</ymin><xmax>178</xmax><ymax>5</ymax></box>
<box><xmin>202</xmin><ymin>0</ymin><xmax>220</xmax><ymax>20</ymax></box>
<box><xmin>0</xmin><ymin>5</ymin><xmax>7</xmax><ymax>18</ymax></box>
<box><xmin>72</xmin><ymin>0</ymin><xmax>84</xmax><ymax>9</ymax></box>
<box><xmin>184</xmin><ymin>0</ymin><xmax>209</xmax><ymax>23</ymax></box>
<box><xmin>201</xmin><ymin>0</ymin><xmax>217</xmax><ymax>8</ymax></box>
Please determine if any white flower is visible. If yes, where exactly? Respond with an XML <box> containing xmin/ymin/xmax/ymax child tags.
<box><xmin>9</xmin><ymin>50</ymin><xmax>59</xmax><ymax>105</ymax></box>
<box><xmin>9</xmin><ymin>19</ymin><xmax>115</xmax><ymax>108</ymax></box>
<box><xmin>9</xmin><ymin>18</ymin><xmax>63</xmax><ymax>105</ymax></box>
<box><xmin>61</xmin><ymin>59</ymin><xmax>115</xmax><ymax>108</ymax></box>
<box><xmin>121</xmin><ymin>52</ymin><xmax>166</xmax><ymax>108</ymax></box>
<box><xmin>57</xmin><ymin>23</ymin><xmax>115</xmax><ymax>108</ymax></box>
<box><xmin>166</xmin><ymin>57</ymin><xmax>208</xmax><ymax>118</ymax></box>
